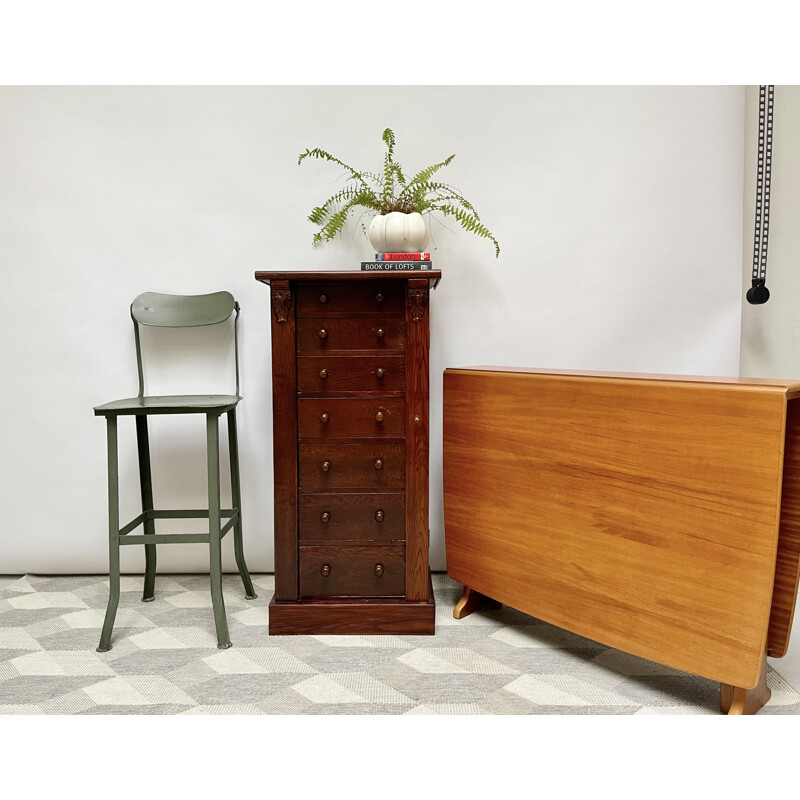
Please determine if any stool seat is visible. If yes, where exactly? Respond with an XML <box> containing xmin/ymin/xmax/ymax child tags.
<box><xmin>95</xmin><ymin>394</ymin><xmax>241</xmax><ymax>415</ymax></box>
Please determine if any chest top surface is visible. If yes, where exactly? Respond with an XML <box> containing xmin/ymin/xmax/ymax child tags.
<box><xmin>255</xmin><ymin>269</ymin><xmax>441</xmax><ymax>289</ymax></box>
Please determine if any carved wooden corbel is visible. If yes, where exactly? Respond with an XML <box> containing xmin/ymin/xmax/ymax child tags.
<box><xmin>408</xmin><ymin>286</ymin><xmax>429</xmax><ymax>323</ymax></box>
<box><xmin>271</xmin><ymin>287</ymin><xmax>292</xmax><ymax>324</ymax></box>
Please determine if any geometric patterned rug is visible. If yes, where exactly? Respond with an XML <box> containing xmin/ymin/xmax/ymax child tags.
<box><xmin>2</xmin><ymin>572</ymin><xmax>799</xmax><ymax>715</ymax></box>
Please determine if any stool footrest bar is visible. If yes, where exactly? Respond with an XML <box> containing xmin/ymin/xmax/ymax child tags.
<box><xmin>146</xmin><ymin>509</ymin><xmax>237</xmax><ymax>520</ymax></box>
<box><xmin>118</xmin><ymin>529</ymin><xmax>233</xmax><ymax>546</ymax></box>
<box><xmin>118</xmin><ymin>509</ymin><xmax>239</xmax><ymax>537</ymax></box>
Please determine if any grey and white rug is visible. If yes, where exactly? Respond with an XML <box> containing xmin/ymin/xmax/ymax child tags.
<box><xmin>1</xmin><ymin>572</ymin><xmax>798</xmax><ymax>715</ymax></box>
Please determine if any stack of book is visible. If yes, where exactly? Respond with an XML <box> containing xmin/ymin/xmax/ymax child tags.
<box><xmin>360</xmin><ymin>252</ymin><xmax>433</xmax><ymax>271</ymax></box>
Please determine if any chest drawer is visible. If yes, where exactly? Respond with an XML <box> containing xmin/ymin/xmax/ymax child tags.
<box><xmin>297</xmin><ymin>317</ymin><xmax>405</xmax><ymax>354</ymax></box>
<box><xmin>297</xmin><ymin>281</ymin><xmax>404</xmax><ymax>316</ymax></box>
<box><xmin>299</xmin><ymin>492</ymin><xmax>405</xmax><ymax>542</ymax></box>
<box><xmin>299</xmin><ymin>544</ymin><xmax>406</xmax><ymax>598</ymax></box>
<box><xmin>299</xmin><ymin>443</ymin><xmax>405</xmax><ymax>489</ymax></box>
<box><xmin>298</xmin><ymin>398</ymin><xmax>405</xmax><ymax>439</ymax></box>
<box><xmin>297</xmin><ymin>355</ymin><xmax>406</xmax><ymax>395</ymax></box>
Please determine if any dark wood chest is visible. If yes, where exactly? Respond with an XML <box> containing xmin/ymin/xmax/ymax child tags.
<box><xmin>255</xmin><ymin>270</ymin><xmax>440</xmax><ymax>634</ymax></box>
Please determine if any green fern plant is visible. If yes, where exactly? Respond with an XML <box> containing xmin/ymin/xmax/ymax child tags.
<box><xmin>298</xmin><ymin>128</ymin><xmax>500</xmax><ymax>257</ymax></box>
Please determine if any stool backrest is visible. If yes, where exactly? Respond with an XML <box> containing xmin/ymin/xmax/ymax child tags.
<box><xmin>130</xmin><ymin>291</ymin><xmax>240</xmax><ymax>398</ymax></box>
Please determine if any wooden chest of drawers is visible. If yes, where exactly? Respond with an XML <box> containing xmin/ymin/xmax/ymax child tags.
<box><xmin>255</xmin><ymin>270</ymin><xmax>440</xmax><ymax>634</ymax></box>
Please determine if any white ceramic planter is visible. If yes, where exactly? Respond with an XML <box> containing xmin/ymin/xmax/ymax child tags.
<box><xmin>368</xmin><ymin>211</ymin><xmax>430</xmax><ymax>253</ymax></box>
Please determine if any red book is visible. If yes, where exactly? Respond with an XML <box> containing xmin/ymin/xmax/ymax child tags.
<box><xmin>378</xmin><ymin>252</ymin><xmax>431</xmax><ymax>261</ymax></box>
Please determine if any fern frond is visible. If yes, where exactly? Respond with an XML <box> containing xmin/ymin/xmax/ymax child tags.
<box><xmin>392</xmin><ymin>161</ymin><xmax>406</xmax><ymax>188</ymax></box>
<box><xmin>382</xmin><ymin>128</ymin><xmax>396</xmax><ymax>158</ymax></box>
<box><xmin>383</xmin><ymin>153</ymin><xmax>395</xmax><ymax>203</ymax></box>
<box><xmin>437</xmin><ymin>204</ymin><xmax>500</xmax><ymax>257</ymax></box>
<box><xmin>410</xmin><ymin>181</ymin><xmax>479</xmax><ymax>217</ymax></box>
<box><xmin>381</xmin><ymin>129</ymin><xmax>410</xmax><ymax>202</ymax></box>
<box><xmin>381</xmin><ymin>129</ymin><xmax>396</xmax><ymax>201</ymax></box>
<box><xmin>401</xmin><ymin>155</ymin><xmax>456</xmax><ymax>195</ymax></box>
<box><xmin>307</xmin><ymin>184</ymin><xmax>368</xmax><ymax>226</ymax></box>
<box><xmin>312</xmin><ymin>191</ymin><xmax>380</xmax><ymax>245</ymax></box>
<box><xmin>298</xmin><ymin>147</ymin><xmax>371</xmax><ymax>192</ymax></box>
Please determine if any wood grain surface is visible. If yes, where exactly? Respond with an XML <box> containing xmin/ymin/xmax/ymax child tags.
<box><xmin>299</xmin><ymin>544</ymin><xmax>406</xmax><ymax>598</ymax></box>
<box><xmin>443</xmin><ymin>367</ymin><xmax>796</xmax><ymax>689</ymax></box>
<box><xmin>297</xmin><ymin>355</ymin><xmax>406</xmax><ymax>395</ymax></box>
<box><xmin>297</xmin><ymin>317</ymin><xmax>405</xmax><ymax>354</ymax></box>
<box><xmin>298</xmin><ymin>492</ymin><xmax>405</xmax><ymax>542</ymax></box>
<box><xmin>269</xmin><ymin>281</ymin><xmax>299</xmax><ymax>601</ymax></box>
<box><xmin>720</xmin><ymin>654</ymin><xmax>771</xmax><ymax>714</ymax></box>
<box><xmin>255</xmin><ymin>269</ymin><xmax>441</xmax><ymax>289</ymax></box>
<box><xmin>455</xmin><ymin>365</ymin><xmax>800</xmax><ymax>396</ymax></box>
<box><xmin>296</xmin><ymin>281</ymin><xmax>405</xmax><ymax>317</ymax></box>
<box><xmin>299</xmin><ymin>443</ymin><xmax>405</xmax><ymax>490</ymax></box>
<box><xmin>268</xmin><ymin>586</ymin><xmax>435</xmax><ymax>635</ymax></box>
<box><xmin>298</xmin><ymin>397</ymin><xmax>405</xmax><ymax>439</ymax></box>
<box><xmin>404</xmin><ymin>279</ymin><xmax>431</xmax><ymax>601</ymax></box>
<box><xmin>769</xmin><ymin>398</ymin><xmax>800</xmax><ymax>656</ymax></box>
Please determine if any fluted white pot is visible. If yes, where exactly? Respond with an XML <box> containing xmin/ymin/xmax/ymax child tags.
<box><xmin>368</xmin><ymin>211</ymin><xmax>430</xmax><ymax>253</ymax></box>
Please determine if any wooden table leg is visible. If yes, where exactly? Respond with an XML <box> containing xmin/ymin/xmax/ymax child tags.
<box><xmin>720</xmin><ymin>653</ymin><xmax>771</xmax><ymax>715</ymax></box>
<box><xmin>453</xmin><ymin>585</ymin><xmax>502</xmax><ymax>619</ymax></box>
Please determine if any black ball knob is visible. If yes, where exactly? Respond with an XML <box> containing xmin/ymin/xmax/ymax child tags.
<box><xmin>746</xmin><ymin>280</ymin><xmax>770</xmax><ymax>305</ymax></box>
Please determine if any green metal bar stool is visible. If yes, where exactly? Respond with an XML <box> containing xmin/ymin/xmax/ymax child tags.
<box><xmin>94</xmin><ymin>291</ymin><xmax>257</xmax><ymax>652</ymax></box>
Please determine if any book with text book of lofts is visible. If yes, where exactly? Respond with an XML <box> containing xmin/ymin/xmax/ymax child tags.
<box><xmin>361</xmin><ymin>252</ymin><xmax>433</xmax><ymax>271</ymax></box>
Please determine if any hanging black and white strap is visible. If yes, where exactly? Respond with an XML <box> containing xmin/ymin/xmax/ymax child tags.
<box><xmin>747</xmin><ymin>84</ymin><xmax>775</xmax><ymax>305</ymax></box>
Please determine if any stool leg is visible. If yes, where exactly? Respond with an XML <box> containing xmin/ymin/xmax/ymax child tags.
<box><xmin>98</xmin><ymin>416</ymin><xmax>121</xmax><ymax>653</ymax></box>
<box><xmin>207</xmin><ymin>413</ymin><xmax>231</xmax><ymax>649</ymax></box>
<box><xmin>228</xmin><ymin>409</ymin><xmax>257</xmax><ymax>600</ymax></box>
<box><xmin>136</xmin><ymin>415</ymin><xmax>157</xmax><ymax>602</ymax></box>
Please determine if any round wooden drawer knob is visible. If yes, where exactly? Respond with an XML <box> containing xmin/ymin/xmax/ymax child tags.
<box><xmin>374</xmin><ymin>564</ymin><xmax>384</xmax><ymax>577</ymax></box>
<box><xmin>375</xmin><ymin>411</ymin><xmax>384</xmax><ymax>423</ymax></box>
<box><xmin>321</xmin><ymin>564</ymin><xmax>331</xmax><ymax>577</ymax></box>
<box><xmin>319</xmin><ymin>294</ymin><xmax>328</xmax><ymax>304</ymax></box>
<box><xmin>374</xmin><ymin>458</ymin><xmax>384</xmax><ymax>470</ymax></box>
<box><xmin>319</xmin><ymin>368</ymin><xmax>329</xmax><ymax>379</ymax></box>
<box><xmin>376</xmin><ymin>293</ymin><xmax>384</xmax><ymax>303</ymax></box>
<box><xmin>375</xmin><ymin>509</ymin><xmax>385</xmax><ymax>523</ymax></box>
<box><xmin>375</xmin><ymin>367</ymin><xmax>385</xmax><ymax>379</ymax></box>
<box><xmin>320</xmin><ymin>512</ymin><xmax>330</xmax><ymax>524</ymax></box>
<box><xmin>320</xmin><ymin>412</ymin><xmax>330</xmax><ymax>424</ymax></box>
<box><xmin>321</xmin><ymin>461</ymin><xmax>331</xmax><ymax>472</ymax></box>
<box><xmin>318</xmin><ymin>328</ymin><xmax>328</xmax><ymax>339</ymax></box>
<box><xmin>376</xmin><ymin>328</ymin><xmax>385</xmax><ymax>338</ymax></box>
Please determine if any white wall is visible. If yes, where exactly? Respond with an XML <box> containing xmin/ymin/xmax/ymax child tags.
<box><xmin>0</xmin><ymin>86</ymin><xmax>744</xmax><ymax>576</ymax></box>
<box><xmin>740</xmin><ymin>85</ymin><xmax>800</xmax><ymax>378</ymax></box>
